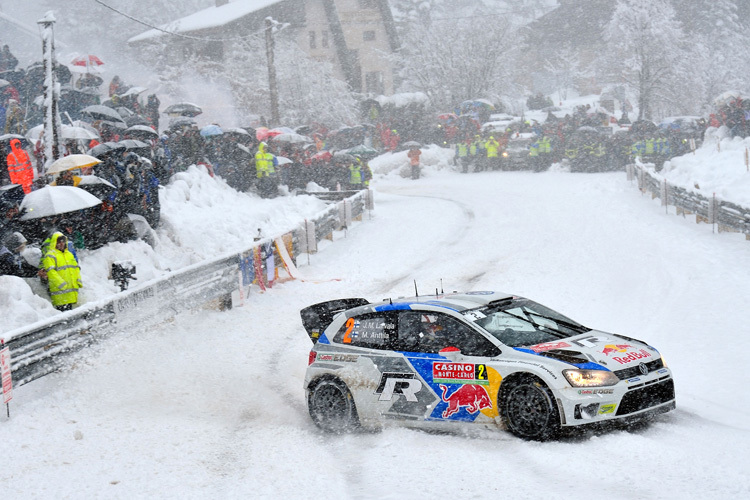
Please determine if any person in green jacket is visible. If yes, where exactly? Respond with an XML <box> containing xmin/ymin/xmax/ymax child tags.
<box><xmin>41</xmin><ymin>232</ymin><xmax>82</xmax><ymax>311</ymax></box>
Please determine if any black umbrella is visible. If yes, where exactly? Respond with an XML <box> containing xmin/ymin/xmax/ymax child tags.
<box><xmin>164</xmin><ymin>102</ymin><xmax>202</xmax><ymax>117</ymax></box>
<box><xmin>124</xmin><ymin>115</ymin><xmax>149</xmax><ymax>127</ymax></box>
<box><xmin>0</xmin><ymin>184</ymin><xmax>25</xmax><ymax>208</ymax></box>
<box><xmin>88</xmin><ymin>141</ymin><xmax>126</xmax><ymax>158</ymax></box>
<box><xmin>117</xmin><ymin>139</ymin><xmax>149</xmax><ymax>150</ymax></box>
<box><xmin>76</xmin><ymin>175</ymin><xmax>117</xmax><ymax>200</ymax></box>
<box><xmin>125</xmin><ymin>125</ymin><xmax>159</xmax><ymax>139</ymax></box>
<box><xmin>81</xmin><ymin>104</ymin><xmax>125</xmax><ymax>123</ymax></box>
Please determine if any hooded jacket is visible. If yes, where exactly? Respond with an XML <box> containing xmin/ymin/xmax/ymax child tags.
<box><xmin>7</xmin><ymin>138</ymin><xmax>33</xmax><ymax>194</ymax></box>
<box><xmin>41</xmin><ymin>232</ymin><xmax>81</xmax><ymax>307</ymax></box>
<box><xmin>255</xmin><ymin>142</ymin><xmax>275</xmax><ymax>178</ymax></box>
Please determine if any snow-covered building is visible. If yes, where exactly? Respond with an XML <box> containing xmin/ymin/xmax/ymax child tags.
<box><xmin>128</xmin><ymin>0</ymin><xmax>399</xmax><ymax>96</ymax></box>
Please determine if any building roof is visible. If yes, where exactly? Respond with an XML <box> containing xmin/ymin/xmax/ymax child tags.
<box><xmin>128</xmin><ymin>0</ymin><xmax>284</xmax><ymax>44</ymax></box>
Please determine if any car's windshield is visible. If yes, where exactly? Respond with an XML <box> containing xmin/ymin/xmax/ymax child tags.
<box><xmin>466</xmin><ymin>298</ymin><xmax>590</xmax><ymax>347</ymax></box>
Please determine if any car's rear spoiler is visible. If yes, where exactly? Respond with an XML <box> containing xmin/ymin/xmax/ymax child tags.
<box><xmin>300</xmin><ymin>298</ymin><xmax>370</xmax><ymax>343</ymax></box>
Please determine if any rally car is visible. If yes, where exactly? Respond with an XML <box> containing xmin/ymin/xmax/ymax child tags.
<box><xmin>301</xmin><ymin>291</ymin><xmax>675</xmax><ymax>440</ymax></box>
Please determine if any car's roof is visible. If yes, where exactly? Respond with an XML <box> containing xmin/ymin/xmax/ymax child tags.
<box><xmin>350</xmin><ymin>291</ymin><xmax>515</xmax><ymax>316</ymax></box>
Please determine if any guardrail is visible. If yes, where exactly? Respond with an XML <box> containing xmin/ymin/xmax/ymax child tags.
<box><xmin>626</xmin><ymin>164</ymin><xmax>750</xmax><ymax>238</ymax></box>
<box><xmin>2</xmin><ymin>189</ymin><xmax>374</xmax><ymax>388</ymax></box>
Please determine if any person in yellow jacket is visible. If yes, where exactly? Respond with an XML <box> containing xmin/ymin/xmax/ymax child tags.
<box><xmin>255</xmin><ymin>142</ymin><xmax>278</xmax><ymax>198</ymax></box>
<box><xmin>484</xmin><ymin>136</ymin><xmax>500</xmax><ymax>171</ymax></box>
<box><xmin>41</xmin><ymin>232</ymin><xmax>82</xmax><ymax>311</ymax></box>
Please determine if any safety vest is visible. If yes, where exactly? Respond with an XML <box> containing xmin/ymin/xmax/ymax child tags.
<box><xmin>564</xmin><ymin>146</ymin><xmax>578</xmax><ymax>159</ymax></box>
<box><xmin>485</xmin><ymin>139</ymin><xmax>499</xmax><ymax>158</ymax></box>
<box><xmin>538</xmin><ymin>136</ymin><xmax>552</xmax><ymax>154</ymax></box>
<box><xmin>529</xmin><ymin>142</ymin><xmax>539</xmax><ymax>157</ymax></box>
<box><xmin>630</xmin><ymin>141</ymin><xmax>645</xmax><ymax>157</ymax></box>
<box><xmin>457</xmin><ymin>143</ymin><xmax>468</xmax><ymax>157</ymax></box>
<box><xmin>349</xmin><ymin>164</ymin><xmax>362</xmax><ymax>185</ymax></box>
<box><xmin>41</xmin><ymin>232</ymin><xmax>81</xmax><ymax>307</ymax></box>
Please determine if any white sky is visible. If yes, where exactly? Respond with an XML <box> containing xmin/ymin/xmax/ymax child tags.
<box><xmin>3</xmin><ymin>134</ymin><xmax>750</xmax><ymax>497</ymax></box>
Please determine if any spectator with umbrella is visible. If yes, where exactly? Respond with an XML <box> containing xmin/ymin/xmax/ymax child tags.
<box><xmin>0</xmin><ymin>231</ymin><xmax>40</xmax><ymax>278</ymax></box>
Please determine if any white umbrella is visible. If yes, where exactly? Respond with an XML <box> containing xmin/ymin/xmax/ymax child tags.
<box><xmin>272</xmin><ymin>133</ymin><xmax>312</xmax><ymax>144</ymax></box>
<box><xmin>121</xmin><ymin>86</ymin><xmax>148</xmax><ymax>97</ymax></box>
<box><xmin>19</xmin><ymin>186</ymin><xmax>102</xmax><ymax>220</ymax></box>
<box><xmin>61</xmin><ymin>125</ymin><xmax>99</xmax><ymax>140</ymax></box>
<box><xmin>46</xmin><ymin>154</ymin><xmax>102</xmax><ymax>175</ymax></box>
<box><xmin>276</xmin><ymin>156</ymin><xmax>292</xmax><ymax>165</ymax></box>
<box><xmin>26</xmin><ymin>124</ymin><xmax>44</xmax><ymax>142</ymax></box>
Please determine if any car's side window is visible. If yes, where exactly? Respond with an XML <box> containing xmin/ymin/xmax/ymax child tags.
<box><xmin>396</xmin><ymin>311</ymin><xmax>501</xmax><ymax>356</ymax></box>
<box><xmin>333</xmin><ymin>313</ymin><xmax>396</xmax><ymax>350</ymax></box>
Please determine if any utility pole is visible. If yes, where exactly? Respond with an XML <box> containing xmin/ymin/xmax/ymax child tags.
<box><xmin>265</xmin><ymin>17</ymin><xmax>280</xmax><ymax>127</ymax></box>
<box><xmin>37</xmin><ymin>11</ymin><xmax>62</xmax><ymax>171</ymax></box>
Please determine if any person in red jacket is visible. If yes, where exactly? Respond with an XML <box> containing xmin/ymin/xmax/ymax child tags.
<box><xmin>6</xmin><ymin>138</ymin><xmax>34</xmax><ymax>193</ymax></box>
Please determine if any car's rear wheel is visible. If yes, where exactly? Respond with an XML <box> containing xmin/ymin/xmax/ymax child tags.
<box><xmin>308</xmin><ymin>378</ymin><xmax>359</xmax><ymax>433</ymax></box>
<box><xmin>500</xmin><ymin>375</ymin><xmax>560</xmax><ymax>441</ymax></box>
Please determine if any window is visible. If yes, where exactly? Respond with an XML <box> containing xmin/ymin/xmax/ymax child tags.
<box><xmin>321</xmin><ymin>30</ymin><xmax>329</xmax><ymax>48</ymax></box>
<box><xmin>333</xmin><ymin>313</ymin><xmax>396</xmax><ymax>350</ymax></box>
<box><xmin>396</xmin><ymin>312</ymin><xmax>500</xmax><ymax>357</ymax></box>
<box><xmin>365</xmin><ymin>71</ymin><xmax>384</xmax><ymax>95</ymax></box>
<box><xmin>363</xmin><ymin>30</ymin><xmax>376</xmax><ymax>41</ymax></box>
<box><xmin>309</xmin><ymin>31</ymin><xmax>316</xmax><ymax>49</ymax></box>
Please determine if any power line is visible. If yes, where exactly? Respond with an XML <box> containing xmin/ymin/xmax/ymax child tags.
<box><xmin>91</xmin><ymin>0</ymin><xmax>266</xmax><ymax>43</ymax></box>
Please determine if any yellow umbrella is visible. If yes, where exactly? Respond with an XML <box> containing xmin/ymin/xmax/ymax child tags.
<box><xmin>46</xmin><ymin>154</ymin><xmax>102</xmax><ymax>175</ymax></box>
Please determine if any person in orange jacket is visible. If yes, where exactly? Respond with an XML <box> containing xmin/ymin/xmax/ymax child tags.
<box><xmin>6</xmin><ymin>138</ymin><xmax>34</xmax><ymax>193</ymax></box>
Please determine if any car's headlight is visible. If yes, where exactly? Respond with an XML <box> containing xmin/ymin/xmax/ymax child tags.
<box><xmin>563</xmin><ymin>369</ymin><xmax>619</xmax><ymax>387</ymax></box>
<box><xmin>661</xmin><ymin>356</ymin><xmax>668</xmax><ymax>368</ymax></box>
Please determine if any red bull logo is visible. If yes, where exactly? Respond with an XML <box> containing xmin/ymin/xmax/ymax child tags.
<box><xmin>440</xmin><ymin>384</ymin><xmax>492</xmax><ymax>418</ymax></box>
<box><xmin>602</xmin><ymin>344</ymin><xmax>632</xmax><ymax>356</ymax></box>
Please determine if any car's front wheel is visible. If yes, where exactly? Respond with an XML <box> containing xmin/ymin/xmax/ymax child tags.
<box><xmin>500</xmin><ymin>375</ymin><xmax>560</xmax><ymax>441</ymax></box>
<box><xmin>308</xmin><ymin>378</ymin><xmax>359</xmax><ymax>433</ymax></box>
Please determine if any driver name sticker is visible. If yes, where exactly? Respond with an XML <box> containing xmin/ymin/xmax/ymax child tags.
<box><xmin>433</xmin><ymin>363</ymin><xmax>489</xmax><ymax>385</ymax></box>
<box><xmin>530</xmin><ymin>341</ymin><xmax>572</xmax><ymax>353</ymax></box>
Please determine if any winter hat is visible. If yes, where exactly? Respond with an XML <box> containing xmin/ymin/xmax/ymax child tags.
<box><xmin>4</xmin><ymin>232</ymin><xmax>27</xmax><ymax>252</ymax></box>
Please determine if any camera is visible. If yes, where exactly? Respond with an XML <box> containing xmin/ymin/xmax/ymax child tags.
<box><xmin>110</xmin><ymin>261</ymin><xmax>137</xmax><ymax>291</ymax></box>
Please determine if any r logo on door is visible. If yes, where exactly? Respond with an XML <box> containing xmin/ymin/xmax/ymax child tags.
<box><xmin>376</xmin><ymin>372</ymin><xmax>423</xmax><ymax>402</ymax></box>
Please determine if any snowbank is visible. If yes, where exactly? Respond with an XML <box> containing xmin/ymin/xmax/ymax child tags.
<box><xmin>1</xmin><ymin>165</ymin><xmax>329</xmax><ymax>334</ymax></box>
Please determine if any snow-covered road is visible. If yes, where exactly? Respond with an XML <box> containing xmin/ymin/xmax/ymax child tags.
<box><xmin>5</xmin><ymin>170</ymin><xmax>750</xmax><ymax>499</ymax></box>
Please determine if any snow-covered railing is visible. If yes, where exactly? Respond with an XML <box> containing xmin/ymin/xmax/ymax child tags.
<box><xmin>2</xmin><ymin>189</ymin><xmax>374</xmax><ymax>387</ymax></box>
<box><xmin>626</xmin><ymin>164</ymin><xmax>750</xmax><ymax>237</ymax></box>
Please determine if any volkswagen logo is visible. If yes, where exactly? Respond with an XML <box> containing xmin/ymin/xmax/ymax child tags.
<box><xmin>638</xmin><ymin>363</ymin><xmax>649</xmax><ymax>376</ymax></box>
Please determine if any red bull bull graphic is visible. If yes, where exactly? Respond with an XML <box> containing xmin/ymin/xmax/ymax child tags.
<box><xmin>602</xmin><ymin>344</ymin><xmax>632</xmax><ymax>356</ymax></box>
<box><xmin>439</xmin><ymin>384</ymin><xmax>493</xmax><ymax>418</ymax></box>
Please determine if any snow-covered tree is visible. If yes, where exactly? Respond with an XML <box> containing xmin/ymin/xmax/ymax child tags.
<box><xmin>600</xmin><ymin>0</ymin><xmax>689</xmax><ymax>120</ymax></box>
<box><xmin>391</xmin><ymin>16</ymin><xmax>520</xmax><ymax>110</ymax></box>
<box><xmin>679</xmin><ymin>0</ymin><xmax>750</xmax><ymax>111</ymax></box>
<box><xmin>222</xmin><ymin>37</ymin><xmax>358</xmax><ymax>128</ymax></box>
<box><xmin>544</xmin><ymin>46</ymin><xmax>584</xmax><ymax>102</ymax></box>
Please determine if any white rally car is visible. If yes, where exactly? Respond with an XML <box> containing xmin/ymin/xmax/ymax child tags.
<box><xmin>301</xmin><ymin>291</ymin><xmax>675</xmax><ymax>440</ymax></box>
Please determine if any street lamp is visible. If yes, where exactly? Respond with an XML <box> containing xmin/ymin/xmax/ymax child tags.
<box><xmin>37</xmin><ymin>11</ymin><xmax>63</xmax><ymax>170</ymax></box>
<box><xmin>264</xmin><ymin>17</ymin><xmax>289</xmax><ymax>128</ymax></box>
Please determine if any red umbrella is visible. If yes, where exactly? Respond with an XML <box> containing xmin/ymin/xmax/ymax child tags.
<box><xmin>312</xmin><ymin>150</ymin><xmax>332</xmax><ymax>161</ymax></box>
<box><xmin>256</xmin><ymin>127</ymin><xmax>283</xmax><ymax>141</ymax></box>
<box><xmin>70</xmin><ymin>55</ymin><xmax>105</xmax><ymax>74</ymax></box>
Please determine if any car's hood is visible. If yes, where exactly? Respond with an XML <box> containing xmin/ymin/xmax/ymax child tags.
<box><xmin>520</xmin><ymin>331</ymin><xmax>660</xmax><ymax>371</ymax></box>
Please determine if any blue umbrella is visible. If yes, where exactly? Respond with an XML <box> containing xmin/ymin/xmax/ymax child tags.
<box><xmin>200</xmin><ymin>124</ymin><xmax>223</xmax><ymax>137</ymax></box>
